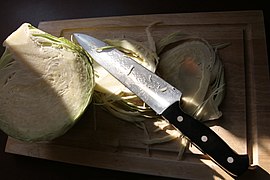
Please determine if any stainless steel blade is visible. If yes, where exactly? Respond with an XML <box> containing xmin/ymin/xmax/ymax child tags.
<box><xmin>74</xmin><ymin>33</ymin><xmax>181</xmax><ymax>114</ymax></box>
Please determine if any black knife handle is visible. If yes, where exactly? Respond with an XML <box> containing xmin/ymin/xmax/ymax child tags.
<box><xmin>162</xmin><ymin>101</ymin><xmax>249</xmax><ymax>177</ymax></box>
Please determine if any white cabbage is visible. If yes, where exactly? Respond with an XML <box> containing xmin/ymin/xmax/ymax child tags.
<box><xmin>0</xmin><ymin>23</ymin><xmax>94</xmax><ymax>141</ymax></box>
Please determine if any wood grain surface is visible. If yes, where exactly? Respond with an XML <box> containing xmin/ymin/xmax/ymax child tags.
<box><xmin>5</xmin><ymin>11</ymin><xmax>270</xmax><ymax>180</ymax></box>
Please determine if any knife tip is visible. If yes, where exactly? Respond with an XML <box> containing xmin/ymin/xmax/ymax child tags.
<box><xmin>73</xmin><ymin>33</ymin><xmax>81</xmax><ymax>38</ymax></box>
<box><xmin>72</xmin><ymin>33</ymin><xmax>87</xmax><ymax>44</ymax></box>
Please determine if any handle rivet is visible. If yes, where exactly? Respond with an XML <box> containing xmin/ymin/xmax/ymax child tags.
<box><xmin>227</xmin><ymin>157</ymin><xmax>234</xmax><ymax>163</ymax></box>
<box><xmin>177</xmin><ymin>116</ymin><xmax>183</xmax><ymax>122</ymax></box>
<box><xmin>201</xmin><ymin>135</ymin><xmax>208</xmax><ymax>142</ymax></box>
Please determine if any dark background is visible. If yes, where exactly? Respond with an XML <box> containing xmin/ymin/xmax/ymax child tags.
<box><xmin>0</xmin><ymin>1</ymin><xmax>269</xmax><ymax>179</ymax></box>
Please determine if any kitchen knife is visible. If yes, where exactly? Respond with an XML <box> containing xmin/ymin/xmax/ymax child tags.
<box><xmin>73</xmin><ymin>33</ymin><xmax>249</xmax><ymax>177</ymax></box>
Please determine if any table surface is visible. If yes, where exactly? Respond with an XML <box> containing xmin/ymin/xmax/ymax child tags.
<box><xmin>0</xmin><ymin>1</ymin><xmax>269</xmax><ymax>180</ymax></box>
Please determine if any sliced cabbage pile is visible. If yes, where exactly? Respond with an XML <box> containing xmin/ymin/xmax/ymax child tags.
<box><xmin>0</xmin><ymin>23</ymin><xmax>94</xmax><ymax>142</ymax></box>
<box><xmin>157</xmin><ymin>32</ymin><xmax>225</xmax><ymax>121</ymax></box>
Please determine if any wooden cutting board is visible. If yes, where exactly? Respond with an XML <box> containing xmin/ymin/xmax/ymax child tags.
<box><xmin>5</xmin><ymin>11</ymin><xmax>270</xmax><ymax>180</ymax></box>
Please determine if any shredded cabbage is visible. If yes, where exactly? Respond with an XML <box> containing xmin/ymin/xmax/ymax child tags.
<box><xmin>157</xmin><ymin>32</ymin><xmax>225</xmax><ymax>121</ymax></box>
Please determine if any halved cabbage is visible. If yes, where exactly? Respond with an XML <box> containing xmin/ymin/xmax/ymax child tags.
<box><xmin>0</xmin><ymin>23</ymin><xmax>94</xmax><ymax>142</ymax></box>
